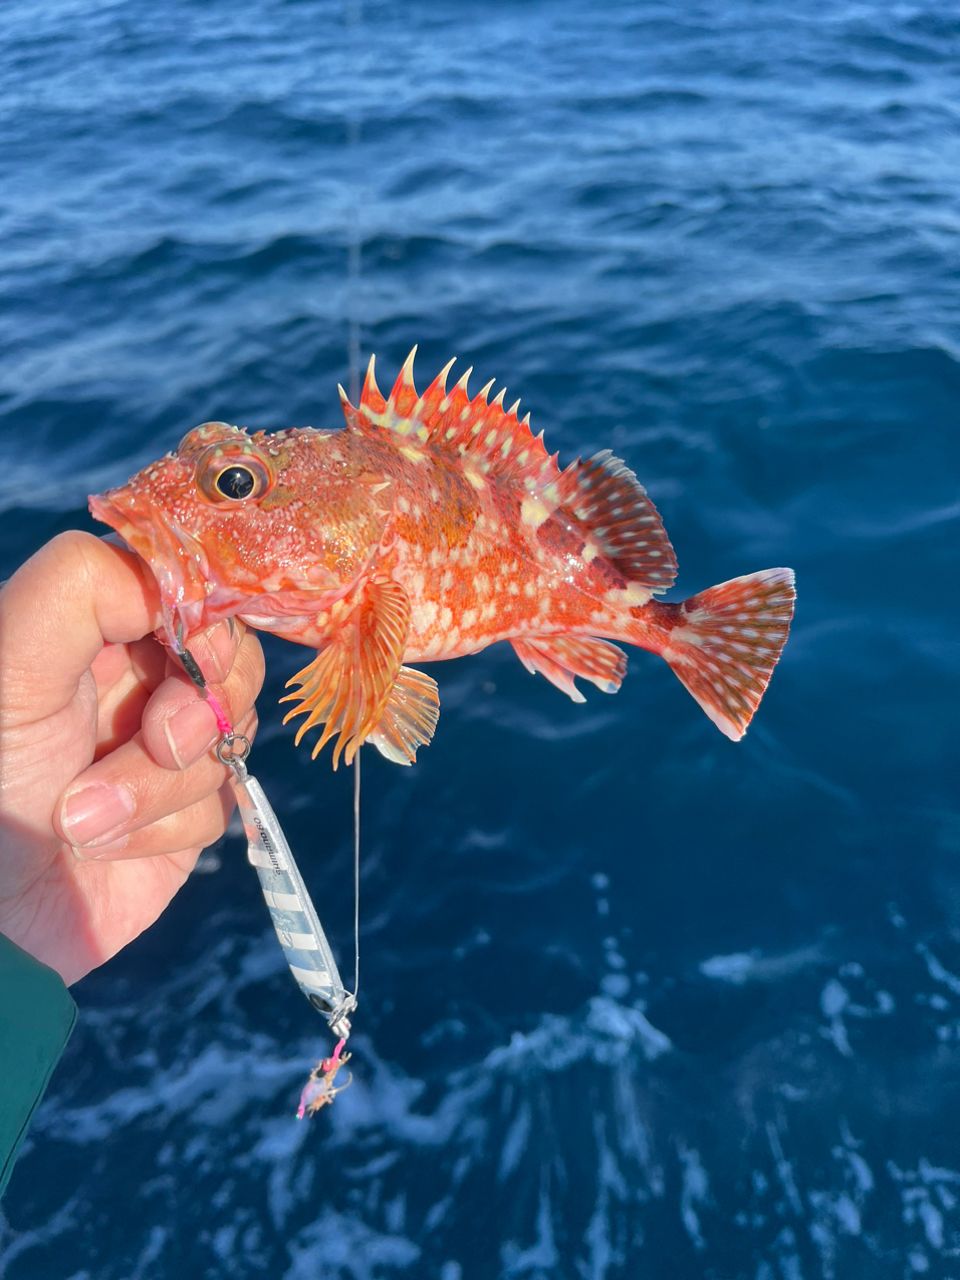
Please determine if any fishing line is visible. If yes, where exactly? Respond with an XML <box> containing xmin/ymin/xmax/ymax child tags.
<box><xmin>345</xmin><ymin>0</ymin><xmax>365</xmax><ymax>1008</ymax></box>
<box><xmin>345</xmin><ymin>0</ymin><xmax>363</xmax><ymax>405</ymax></box>
<box><xmin>351</xmin><ymin>749</ymin><xmax>361</xmax><ymax>1001</ymax></box>
<box><xmin>176</xmin><ymin>2</ymin><xmax>370</xmax><ymax>1116</ymax></box>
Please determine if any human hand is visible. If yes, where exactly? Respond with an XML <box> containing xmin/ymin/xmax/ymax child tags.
<box><xmin>0</xmin><ymin>531</ymin><xmax>265</xmax><ymax>985</ymax></box>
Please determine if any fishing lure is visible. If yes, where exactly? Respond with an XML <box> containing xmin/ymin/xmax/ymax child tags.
<box><xmin>179</xmin><ymin>647</ymin><xmax>356</xmax><ymax>1114</ymax></box>
<box><xmin>296</xmin><ymin>1041</ymin><xmax>353</xmax><ymax>1118</ymax></box>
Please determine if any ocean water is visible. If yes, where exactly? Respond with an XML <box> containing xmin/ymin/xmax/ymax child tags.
<box><xmin>1</xmin><ymin>0</ymin><xmax>959</xmax><ymax>1275</ymax></box>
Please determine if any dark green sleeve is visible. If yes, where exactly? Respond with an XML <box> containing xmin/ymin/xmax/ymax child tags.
<box><xmin>0</xmin><ymin>934</ymin><xmax>77</xmax><ymax>1198</ymax></box>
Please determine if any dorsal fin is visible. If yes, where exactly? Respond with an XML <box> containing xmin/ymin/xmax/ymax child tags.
<box><xmin>340</xmin><ymin>353</ymin><xmax>676</xmax><ymax>592</ymax></box>
<box><xmin>554</xmin><ymin>449</ymin><xmax>678</xmax><ymax>593</ymax></box>
<box><xmin>339</xmin><ymin>348</ymin><xmax>558</xmax><ymax>486</ymax></box>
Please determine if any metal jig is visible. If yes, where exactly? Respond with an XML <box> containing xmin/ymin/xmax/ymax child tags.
<box><xmin>176</xmin><ymin>645</ymin><xmax>357</xmax><ymax>1045</ymax></box>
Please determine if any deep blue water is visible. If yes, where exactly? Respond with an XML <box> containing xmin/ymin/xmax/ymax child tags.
<box><xmin>1</xmin><ymin>1</ymin><xmax>959</xmax><ymax>1275</ymax></box>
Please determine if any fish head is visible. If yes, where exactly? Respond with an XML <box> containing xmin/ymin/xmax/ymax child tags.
<box><xmin>89</xmin><ymin>421</ymin><xmax>391</xmax><ymax>646</ymax></box>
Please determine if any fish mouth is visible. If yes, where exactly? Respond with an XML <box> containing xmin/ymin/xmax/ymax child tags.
<box><xmin>89</xmin><ymin>489</ymin><xmax>211</xmax><ymax>644</ymax></box>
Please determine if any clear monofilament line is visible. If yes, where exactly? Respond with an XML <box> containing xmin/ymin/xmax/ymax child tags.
<box><xmin>345</xmin><ymin>0</ymin><xmax>363</xmax><ymax>404</ymax></box>
<box><xmin>351</xmin><ymin>748</ymin><xmax>361</xmax><ymax>1001</ymax></box>
<box><xmin>346</xmin><ymin>0</ymin><xmax>363</xmax><ymax>1010</ymax></box>
<box><xmin>347</xmin><ymin>228</ymin><xmax>361</xmax><ymax>405</ymax></box>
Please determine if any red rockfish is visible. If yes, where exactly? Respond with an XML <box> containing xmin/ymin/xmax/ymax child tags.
<box><xmin>89</xmin><ymin>350</ymin><xmax>795</xmax><ymax>767</ymax></box>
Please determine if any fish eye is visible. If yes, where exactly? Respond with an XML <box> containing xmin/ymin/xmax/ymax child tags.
<box><xmin>196</xmin><ymin>443</ymin><xmax>273</xmax><ymax>505</ymax></box>
<box><xmin>215</xmin><ymin>464</ymin><xmax>257</xmax><ymax>500</ymax></box>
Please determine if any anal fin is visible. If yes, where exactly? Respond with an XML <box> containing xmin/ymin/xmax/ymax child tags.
<box><xmin>367</xmin><ymin>666</ymin><xmax>440</xmax><ymax>765</ymax></box>
<box><xmin>512</xmin><ymin>634</ymin><xmax>627</xmax><ymax>703</ymax></box>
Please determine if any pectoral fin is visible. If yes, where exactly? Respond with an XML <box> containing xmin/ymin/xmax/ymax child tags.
<box><xmin>280</xmin><ymin>578</ymin><xmax>411</xmax><ymax>768</ymax></box>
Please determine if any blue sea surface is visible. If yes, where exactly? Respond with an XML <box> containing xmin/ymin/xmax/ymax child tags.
<box><xmin>1</xmin><ymin>1</ymin><xmax>959</xmax><ymax>1275</ymax></box>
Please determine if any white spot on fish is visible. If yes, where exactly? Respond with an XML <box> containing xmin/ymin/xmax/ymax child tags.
<box><xmin>521</xmin><ymin>496</ymin><xmax>550</xmax><ymax>528</ymax></box>
<box><xmin>610</xmin><ymin>583</ymin><xmax>651</xmax><ymax>606</ymax></box>
<box><xmin>411</xmin><ymin>600</ymin><xmax>439</xmax><ymax>632</ymax></box>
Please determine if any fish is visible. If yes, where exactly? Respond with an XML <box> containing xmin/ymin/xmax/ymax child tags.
<box><xmin>89</xmin><ymin>348</ymin><xmax>796</xmax><ymax>768</ymax></box>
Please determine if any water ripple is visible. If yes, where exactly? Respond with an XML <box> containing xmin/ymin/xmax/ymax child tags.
<box><xmin>1</xmin><ymin>0</ymin><xmax>958</xmax><ymax>1275</ymax></box>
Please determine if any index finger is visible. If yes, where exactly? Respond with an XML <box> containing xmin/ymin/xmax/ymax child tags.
<box><xmin>0</xmin><ymin>530</ymin><xmax>162</xmax><ymax>723</ymax></box>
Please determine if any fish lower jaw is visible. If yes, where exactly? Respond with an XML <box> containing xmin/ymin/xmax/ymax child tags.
<box><xmin>88</xmin><ymin>494</ymin><xmax>213</xmax><ymax>633</ymax></box>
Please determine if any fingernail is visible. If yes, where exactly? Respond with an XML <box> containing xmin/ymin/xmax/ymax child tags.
<box><xmin>60</xmin><ymin>783</ymin><xmax>136</xmax><ymax>847</ymax></box>
<box><xmin>164</xmin><ymin>699</ymin><xmax>218</xmax><ymax>769</ymax></box>
<box><xmin>191</xmin><ymin>621</ymin><xmax>234</xmax><ymax>683</ymax></box>
<box><xmin>72</xmin><ymin>833</ymin><xmax>130</xmax><ymax>861</ymax></box>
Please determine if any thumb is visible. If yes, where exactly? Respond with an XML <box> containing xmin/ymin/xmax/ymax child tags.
<box><xmin>0</xmin><ymin>530</ymin><xmax>161</xmax><ymax>726</ymax></box>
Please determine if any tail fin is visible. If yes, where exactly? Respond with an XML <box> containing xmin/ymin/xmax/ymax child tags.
<box><xmin>662</xmin><ymin>568</ymin><xmax>795</xmax><ymax>740</ymax></box>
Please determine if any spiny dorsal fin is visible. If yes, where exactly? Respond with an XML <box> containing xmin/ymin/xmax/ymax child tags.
<box><xmin>340</xmin><ymin>348</ymin><xmax>559</xmax><ymax>487</ymax></box>
<box><xmin>554</xmin><ymin>449</ymin><xmax>678</xmax><ymax>593</ymax></box>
